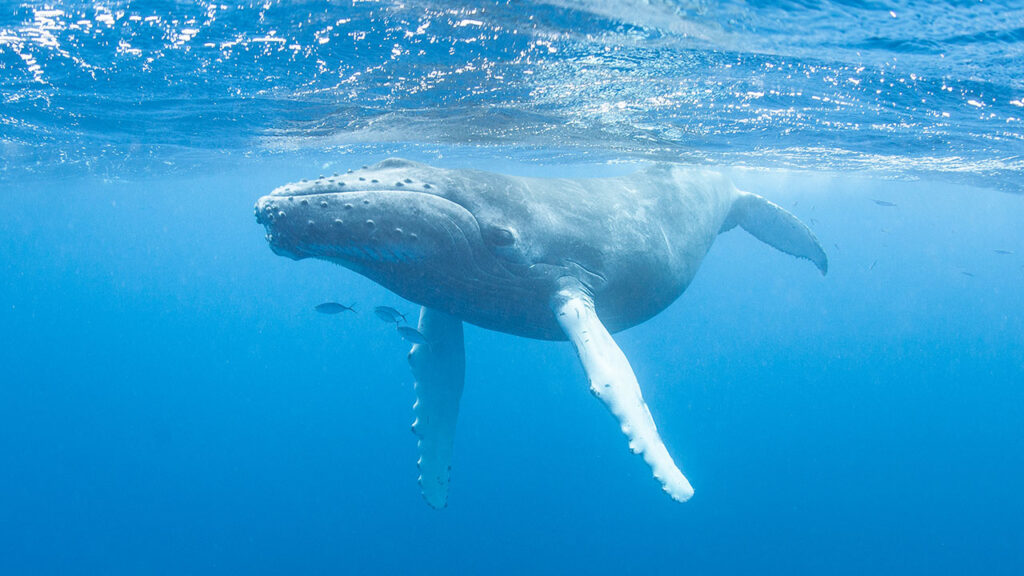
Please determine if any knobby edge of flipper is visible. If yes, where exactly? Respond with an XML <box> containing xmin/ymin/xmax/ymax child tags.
<box><xmin>408</xmin><ymin>307</ymin><xmax>465</xmax><ymax>509</ymax></box>
<box><xmin>552</xmin><ymin>283</ymin><xmax>694</xmax><ymax>502</ymax></box>
<box><xmin>723</xmin><ymin>191</ymin><xmax>829</xmax><ymax>275</ymax></box>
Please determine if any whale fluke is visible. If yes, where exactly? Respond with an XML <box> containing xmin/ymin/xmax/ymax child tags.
<box><xmin>726</xmin><ymin>191</ymin><xmax>829</xmax><ymax>275</ymax></box>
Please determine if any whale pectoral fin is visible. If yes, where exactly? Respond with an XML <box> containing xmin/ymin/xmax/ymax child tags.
<box><xmin>552</xmin><ymin>288</ymin><xmax>694</xmax><ymax>502</ymax></box>
<box><xmin>408</xmin><ymin>307</ymin><xmax>465</xmax><ymax>509</ymax></box>
<box><xmin>728</xmin><ymin>191</ymin><xmax>829</xmax><ymax>275</ymax></box>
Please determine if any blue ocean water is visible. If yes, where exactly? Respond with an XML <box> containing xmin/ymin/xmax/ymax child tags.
<box><xmin>1</xmin><ymin>1</ymin><xmax>1023</xmax><ymax>574</ymax></box>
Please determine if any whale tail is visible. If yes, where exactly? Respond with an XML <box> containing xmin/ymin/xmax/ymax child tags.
<box><xmin>723</xmin><ymin>191</ymin><xmax>828</xmax><ymax>275</ymax></box>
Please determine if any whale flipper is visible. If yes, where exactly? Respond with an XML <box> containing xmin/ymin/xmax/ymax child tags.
<box><xmin>408</xmin><ymin>307</ymin><xmax>465</xmax><ymax>508</ymax></box>
<box><xmin>553</xmin><ymin>287</ymin><xmax>695</xmax><ymax>502</ymax></box>
<box><xmin>725</xmin><ymin>191</ymin><xmax>829</xmax><ymax>275</ymax></box>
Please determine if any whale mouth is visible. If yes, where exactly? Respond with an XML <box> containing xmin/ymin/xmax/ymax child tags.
<box><xmin>254</xmin><ymin>186</ymin><xmax>478</xmax><ymax>269</ymax></box>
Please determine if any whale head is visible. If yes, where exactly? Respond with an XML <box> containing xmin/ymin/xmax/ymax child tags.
<box><xmin>255</xmin><ymin>158</ymin><xmax>546</xmax><ymax>322</ymax></box>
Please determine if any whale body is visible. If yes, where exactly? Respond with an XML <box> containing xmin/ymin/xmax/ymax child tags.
<box><xmin>255</xmin><ymin>158</ymin><xmax>827</xmax><ymax>506</ymax></box>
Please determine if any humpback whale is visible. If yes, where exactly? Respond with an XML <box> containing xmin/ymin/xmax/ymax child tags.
<box><xmin>255</xmin><ymin>158</ymin><xmax>827</xmax><ymax>507</ymax></box>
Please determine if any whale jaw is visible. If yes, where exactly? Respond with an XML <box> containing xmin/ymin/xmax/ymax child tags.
<box><xmin>254</xmin><ymin>187</ymin><xmax>474</xmax><ymax>268</ymax></box>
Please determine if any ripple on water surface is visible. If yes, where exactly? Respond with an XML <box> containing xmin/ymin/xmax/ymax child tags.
<box><xmin>0</xmin><ymin>1</ymin><xmax>1021</xmax><ymax>191</ymax></box>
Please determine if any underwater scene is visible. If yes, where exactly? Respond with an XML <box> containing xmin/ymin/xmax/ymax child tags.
<box><xmin>2</xmin><ymin>1</ymin><xmax>1022</xmax><ymax>574</ymax></box>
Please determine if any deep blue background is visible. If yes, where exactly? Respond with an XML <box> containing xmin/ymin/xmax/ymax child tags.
<box><xmin>2</xmin><ymin>158</ymin><xmax>1022</xmax><ymax>574</ymax></box>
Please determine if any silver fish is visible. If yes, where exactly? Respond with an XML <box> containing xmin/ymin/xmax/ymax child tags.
<box><xmin>315</xmin><ymin>302</ymin><xmax>356</xmax><ymax>314</ymax></box>
<box><xmin>374</xmin><ymin>306</ymin><xmax>407</xmax><ymax>324</ymax></box>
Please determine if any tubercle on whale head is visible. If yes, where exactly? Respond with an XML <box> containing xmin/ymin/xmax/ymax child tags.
<box><xmin>254</xmin><ymin>187</ymin><xmax>475</xmax><ymax>268</ymax></box>
<box><xmin>254</xmin><ymin>158</ymin><xmax>545</xmax><ymax>275</ymax></box>
<box><xmin>254</xmin><ymin>158</ymin><xmax>458</xmax><ymax>262</ymax></box>
<box><xmin>267</xmin><ymin>158</ymin><xmax>445</xmax><ymax>199</ymax></box>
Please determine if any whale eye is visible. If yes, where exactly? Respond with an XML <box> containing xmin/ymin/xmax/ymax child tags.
<box><xmin>484</xmin><ymin>226</ymin><xmax>515</xmax><ymax>247</ymax></box>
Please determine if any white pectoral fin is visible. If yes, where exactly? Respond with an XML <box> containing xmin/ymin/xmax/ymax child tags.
<box><xmin>553</xmin><ymin>289</ymin><xmax>694</xmax><ymax>502</ymax></box>
<box><xmin>408</xmin><ymin>307</ymin><xmax>465</xmax><ymax>509</ymax></box>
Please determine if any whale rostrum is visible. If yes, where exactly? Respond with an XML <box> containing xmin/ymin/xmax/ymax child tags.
<box><xmin>255</xmin><ymin>158</ymin><xmax>827</xmax><ymax>506</ymax></box>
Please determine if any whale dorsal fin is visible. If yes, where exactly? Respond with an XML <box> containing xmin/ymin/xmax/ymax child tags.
<box><xmin>552</xmin><ymin>285</ymin><xmax>694</xmax><ymax>502</ymax></box>
<box><xmin>408</xmin><ymin>307</ymin><xmax>465</xmax><ymax>508</ymax></box>
<box><xmin>725</xmin><ymin>191</ymin><xmax>829</xmax><ymax>275</ymax></box>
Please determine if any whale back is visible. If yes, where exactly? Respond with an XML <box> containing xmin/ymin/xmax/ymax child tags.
<box><xmin>427</xmin><ymin>164</ymin><xmax>739</xmax><ymax>336</ymax></box>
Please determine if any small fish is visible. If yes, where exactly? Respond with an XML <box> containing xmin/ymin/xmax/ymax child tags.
<box><xmin>315</xmin><ymin>302</ymin><xmax>356</xmax><ymax>314</ymax></box>
<box><xmin>868</xmin><ymin>259</ymin><xmax>877</xmax><ymax>271</ymax></box>
<box><xmin>961</xmin><ymin>271</ymin><xmax>976</xmax><ymax>278</ymax></box>
<box><xmin>873</xmin><ymin>199</ymin><xmax>898</xmax><ymax>207</ymax></box>
<box><xmin>994</xmin><ymin>249</ymin><xmax>1014</xmax><ymax>255</ymax></box>
<box><xmin>397</xmin><ymin>326</ymin><xmax>428</xmax><ymax>346</ymax></box>
<box><xmin>374</xmin><ymin>305</ymin><xmax>407</xmax><ymax>324</ymax></box>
